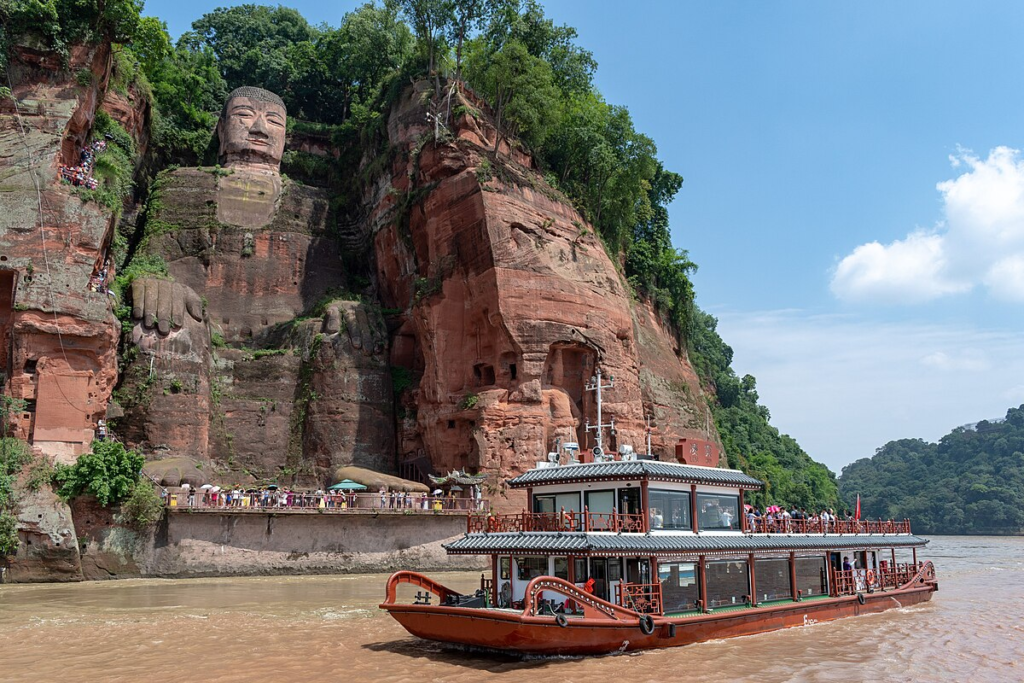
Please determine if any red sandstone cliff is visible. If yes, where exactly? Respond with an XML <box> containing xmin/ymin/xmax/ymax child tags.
<box><xmin>367</xmin><ymin>83</ymin><xmax>719</xmax><ymax>509</ymax></box>
<box><xmin>0</xmin><ymin>41</ymin><xmax>150</xmax><ymax>581</ymax></box>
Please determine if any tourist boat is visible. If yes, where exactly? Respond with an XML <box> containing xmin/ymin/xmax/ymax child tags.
<box><xmin>380</xmin><ymin>370</ymin><xmax>937</xmax><ymax>655</ymax></box>
<box><xmin>380</xmin><ymin>456</ymin><xmax>937</xmax><ymax>655</ymax></box>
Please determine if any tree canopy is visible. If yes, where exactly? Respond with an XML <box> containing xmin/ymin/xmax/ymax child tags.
<box><xmin>839</xmin><ymin>406</ymin><xmax>1024</xmax><ymax>534</ymax></box>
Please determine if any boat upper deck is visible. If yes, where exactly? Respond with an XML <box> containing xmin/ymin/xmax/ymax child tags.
<box><xmin>444</xmin><ymin>531</ymin><xmax>929</xmax><ymax>556</ymax></box>
<box><xmin>508</xmin><ymin>460</ymin><xmax>764</xmax><ymax>489</ymax></box>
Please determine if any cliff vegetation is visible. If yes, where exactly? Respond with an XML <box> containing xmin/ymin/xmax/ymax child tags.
<box><xmin>839</xmin><ymin>405</ymin><xmax>1024</xmax><ymax>535</ymax></box>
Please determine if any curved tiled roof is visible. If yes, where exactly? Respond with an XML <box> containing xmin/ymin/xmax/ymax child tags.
<box><xmin>444</xmin><ymin>532</ymin><xmax>928</xmax><ymax>555</ymax></box>
<box><xmin>507</xmin><ymin>460</ymin><xmax>764</xmax><ymax>489</ymax></box>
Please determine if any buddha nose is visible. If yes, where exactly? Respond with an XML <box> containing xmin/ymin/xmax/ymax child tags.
<box><xmin>251</xmin><ymin>115</ymin><xmax>269</xmax><ymax>137</ymax></box>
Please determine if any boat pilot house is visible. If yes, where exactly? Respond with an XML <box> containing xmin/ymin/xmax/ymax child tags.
<box><xmin>382</xmin><ymin>459</ymin><xmax>937</xmax><ymax>656</ymax></box>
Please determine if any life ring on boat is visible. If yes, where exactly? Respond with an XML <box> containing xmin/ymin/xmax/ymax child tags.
<box><xmin>638</xmin><ymin>614</ymin><xmax>656</xmax><ymax>635</ymax></box>
<box><xmin>866</xmin><ymin>570</ymin><xmax>876</xmax><ymax>585</ymax></box>
<box><xmin>856</xmin><ymin>593</ymin><xmax>866</xmax><ymax>605</ymax></box>
<box><xmin>555</xmin><ymin>614</ymin><xmax>569</xmax><ymax>628</ymax></box>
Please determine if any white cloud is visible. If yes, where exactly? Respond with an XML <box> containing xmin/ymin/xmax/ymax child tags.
<box><xmin>831</xmin><ymin>146</ymin><xmax>1024</xmax><ymax>304</ymax></box>
<box><xmin>985</xmin><ymin>254</ymin><xmax>1024</xmax><ymax>301</ymax></box>
<box><xmin>830</xmin><ymin>231</ymin><xmax>967</xmax><ymax>303</ymax></box>
<box><xmin>920</xmin><ymin>349</ymin><xmax>990</xmax><ymax>372</ymax></box>
<box><xmin>713</xmin><ymin>309</ymin><xmax>1024</xmax><ymax>472</ymax></box>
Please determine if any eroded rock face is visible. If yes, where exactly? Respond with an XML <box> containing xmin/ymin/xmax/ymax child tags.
<box><xmin>370</xmin><ymin>84</ymin><xmax>719</xmax><ymax>509</ymax></box>
<box><xmin>0</xmin><ymin>44</ymin><xmax>125</xmax><ymax>463</ymax></box>
<box><xmin>6</xmin><ymin>483</ymin><xmax>82</xmax><ymax>583</ymax></box>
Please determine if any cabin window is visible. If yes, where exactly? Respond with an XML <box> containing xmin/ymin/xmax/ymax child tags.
<box><xmin>754</xmin><ymin>558</ymin><xmax>792</xmax><ymax>602</ymax></box>
<box><xmin>533</xmin><ymin>492</ymin><xmax>581</xmax><ymax>514</ymax></box>
<box><xmin>696</xmin><ymin>493</ymin><xmax>739</xmax><ymax>530</ymax></box>
<box><xmin>648</xmin><ymin>489</ymin><xmax>691</xmax><ymax>530</ymax></box>
<box><xmin>553</xmin><ymin>557</ymin><xmax>569</xmax><ymax>580</ymax></box>
<box><xmin>574</xmin><ymin>558</ymin><xmax>587</xmax><ymax>583</ymax></box>
<box><xmin>618</xmin><ymin>487</ymin><xmax>641</xmax><ymax>515</ymax></box>
<box><xmin>585</xmin><ymin>490</ymin><xmax>615</xmax><ymax>515</ymax></box>
<box><xmin>705</xmin><ymin>559</ymin><xmax>750</xmax><ymax>609</ymax></box>
<box><xmin>500</xmin><ymin>557</ymin><xmax>510</xmax><ymax>580</ymax></box>
<box><xmin>658</xmin><ymin>562</ymin><xmax>699</xmax><ymax>614</ymax></box>
<box><xmin>795</xmin><ymin>556</ymin><xmax>828</xmax><ymax>597</ymax></box>
<box><xmin>516</xmin><ymin>557</ymin><xmax>548</xmax><ymax>581</ymax></box>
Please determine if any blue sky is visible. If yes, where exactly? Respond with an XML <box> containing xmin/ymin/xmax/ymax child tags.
<box><xmin>146</xmin><ymin>1</ymin><xmax>1024</xmax><ymax>473</ymax></box>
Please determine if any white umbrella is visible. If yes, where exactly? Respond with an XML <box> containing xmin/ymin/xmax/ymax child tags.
<box><xmin>211</xmin><ymin>486</ymin><xmax>221</xmax><ymax>493</ymax></box>
<box><xmin>432</xmin><ymin>489</ymin><xmax>442</xmax><ymax>495</ymax></box>
<box><xmin>200</xmin><ymin>484</ymin><xmax>214</xmax><ymax>490</ymax></box>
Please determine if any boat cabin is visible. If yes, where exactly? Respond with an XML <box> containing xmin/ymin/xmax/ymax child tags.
<box><xmin>452</xmin><ymin>459</ymin><xmax>924</xmax><ymax>615</ymax></box>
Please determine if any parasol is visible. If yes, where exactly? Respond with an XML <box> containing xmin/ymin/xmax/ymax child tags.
<box><xmin>328</xmin><ymin>480</ymin><xmax>367</xmax><ymax>491</ymax></box>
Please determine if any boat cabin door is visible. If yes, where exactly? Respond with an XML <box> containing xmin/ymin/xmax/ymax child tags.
<box><xmin>589</xmin><ymin>558</ymin><xmax>610</xmax><ymax>602</ymax></box>
<box><xmin>618</xmin><ymin>487</ymin><xmax>641</xmax><ymax>516</ymax></box>
<box><xmin>625</xmin><ymin>558</ymin><xmax>651</xmax><ymax>585</ymax></box>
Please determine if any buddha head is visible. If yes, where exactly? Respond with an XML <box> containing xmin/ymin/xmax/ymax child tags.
<box><xmin>217</xmin><ymin>86</ymin><xmax>287</xmax><ymax>171</ymax></box>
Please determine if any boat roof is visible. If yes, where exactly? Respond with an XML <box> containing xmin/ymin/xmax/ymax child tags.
<box><xmin>444</xmin><ymin>532</ymin><xmax>928</xmax><ymax>556</ymax></box>
<box><xmin>507</xmin><ymin>460</ymin><xmax>765</xmax><ymax>490</ymax></box>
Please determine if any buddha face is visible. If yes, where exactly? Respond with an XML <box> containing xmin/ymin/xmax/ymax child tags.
<box><xmin>217</xmin><ymin>96</ymin><xmax>287</xmax><ymax>171</ymax></box>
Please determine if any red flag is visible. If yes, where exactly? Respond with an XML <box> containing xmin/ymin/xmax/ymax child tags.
<box><xmin>854</xmin><ymin>494</ymin><xmax>861</xmax><ymax>521</ymax></box>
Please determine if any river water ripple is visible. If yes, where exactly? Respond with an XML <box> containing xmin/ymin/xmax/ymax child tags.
<box><xmin>1</xmin><ymin>536</ymin><xmax>1021</xmax><ymax>682</ymax></box>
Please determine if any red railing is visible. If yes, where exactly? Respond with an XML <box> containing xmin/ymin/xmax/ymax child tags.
<box><xmin>830</xmin><ymin>562</ymin><xmax>923</xmax><ymax>596</ymax></box>
<box><xmin>617</xmin><ymin>582</ymin><xmax>663</xmax><ymax>614</ymax></box>
<box><xmin>467</xmin><ymin>508</ymin><xmax>645</xmax><ymax>533</ymax></box>
<box><xmin>749</xmin><ymin>517</ymin><xmax>911</xmax><ymax>535</ymax></box>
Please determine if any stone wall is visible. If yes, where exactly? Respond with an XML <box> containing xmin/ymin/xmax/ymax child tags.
<box><xmin>130</xmin><ymin>512</ymin><xmax>480</xmax><ymax>578</ymax></box>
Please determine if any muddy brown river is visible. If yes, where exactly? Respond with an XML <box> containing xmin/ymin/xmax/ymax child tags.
<box><xmin>1</xmin><ymin>536</ymin><xmax>1021</xmax><ymax>682</ymax></box>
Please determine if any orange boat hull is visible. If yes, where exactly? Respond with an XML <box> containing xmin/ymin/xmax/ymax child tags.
<box><xmin>382</xmin><ymin>585</ymin><xmax>936</xmax><ymax>656</ymax></box>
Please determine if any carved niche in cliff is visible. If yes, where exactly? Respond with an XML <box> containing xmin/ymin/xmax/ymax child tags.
<box><xmin>120</xmin><ymin>86</ymin><xmax>393</xmax><ymax>480</ymax></box>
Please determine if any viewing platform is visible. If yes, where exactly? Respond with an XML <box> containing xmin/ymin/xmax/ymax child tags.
<box><xmin>165</xmin><ymin>491</ymin><xmax>489</xmax><ymax>515</ymax></box>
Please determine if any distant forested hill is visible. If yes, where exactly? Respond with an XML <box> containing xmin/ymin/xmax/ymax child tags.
<box><xmin>838</xmin><ymin>405</ymin><xmax>1024</xmax><ymax>535</ymax></box>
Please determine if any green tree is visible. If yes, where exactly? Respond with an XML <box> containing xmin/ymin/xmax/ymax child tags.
<box><xmin>128</xmin><ymin>16</ymin><xmax>172</xmax><ymax>77</ymax></box>
<box><xmin>52</xmin><ymin>440</ymin><xmax>144</xmax><ymax>506</ymax></box>
<box><xmin>118</xmin><ymin>481</ymin><xmax>164</xmax><ymax>531</ymax></box>
<box><xmin>839</xmin><ymin>406</ymin><xmax>1024</xmax><ymax>534</ymax></box>
<box><xmin>392</xmin><ymin>0</ymin><xmax>452</xmax><ymax>95</ymax></box>
<box><xmin>464</xmin><ymin>39</ymin><xmax>558</xmax><ymax>154</ymax></box>
<box><xmin>0</xmin><ymin>511</ymin><xmax>17</xmax><ymax>557</ymax></box>
<box><xmin>144</xmin><ymin>31</ymin><xmax>229</xmax><ymax>165</ymax></box>
<box><xmin>190</xmin><ymin>4</ymin><xmax>317</xmax><ymax>89</ymax></box>
<box><xmin>316</xmin><ymin>3</ymin><xmax>415</xmax><ymax>123</ymax></box>
<box><xmin>480</xmin><ymin>0</ymin><xmax>595</xmax><ymax>96</ymax></box>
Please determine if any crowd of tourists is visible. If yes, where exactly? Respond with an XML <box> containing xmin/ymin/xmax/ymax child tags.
<box><xmin>58</xmin><ymin>139</ymin><xmax>106</xmax><ymax>189</ymax></box>
<box><xmin>165</xmin><ymin>483</ymin><xmax>486</xmax><ymax>513</ymax></box>
<box><xmin>746</xmin><ymin>505</ymin><xmax>853</xmax><ymax>533</ymax></box>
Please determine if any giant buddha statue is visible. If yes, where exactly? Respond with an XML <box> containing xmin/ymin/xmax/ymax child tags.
<box><xmin>214</xmin><ymin>86</ymin><xmax>287</xmax><ymax>227</ymax></box>
<box><xmin>118</xmin><ymin>87</ymin><xmax>392</xmax><ymax>481</ymax></box>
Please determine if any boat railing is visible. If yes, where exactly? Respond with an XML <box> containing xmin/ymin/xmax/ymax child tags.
<box><xmin>616</xmin><ymin>582</ymin><xmax>663</xmax><ymax>615</ymax></box>
<box><xmin>382</xmin><ymin>570</ymin><xmax>461</xmax><ymax>605</ymax></box>
<box><xmin>522</xmin><ymin>575</ymin><xmax>650</xmax><ymax>622</ymax></box>
<box><xmin>830</xmin><ymin>562</ymin><xmax>924</xmax><ymax>596</ymax></box>
<box><xmin>467</xmin><ymin>508</ymin><xmax>645</xmax><ymax>534</ymax></box>
<box><xmin>749</xmin><ymin>517</ymin><xmax>911</xmax><ymax>535</ymax></box>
